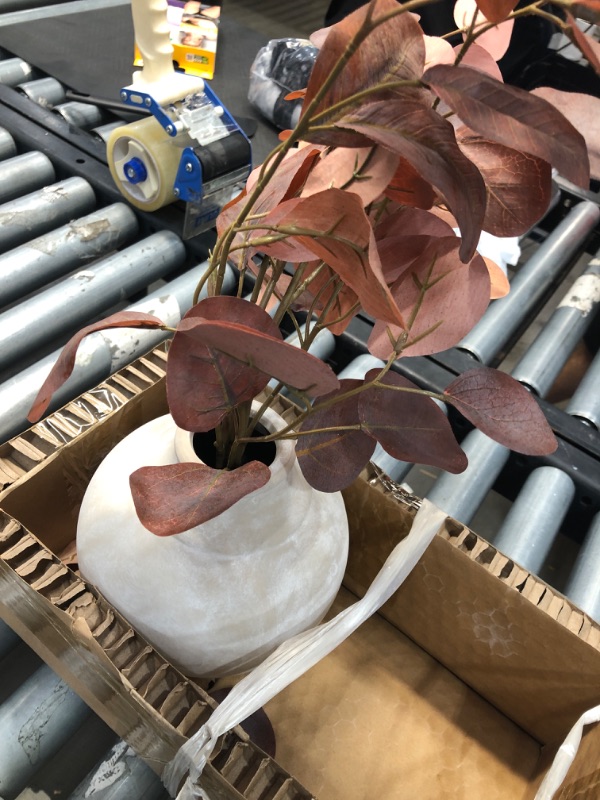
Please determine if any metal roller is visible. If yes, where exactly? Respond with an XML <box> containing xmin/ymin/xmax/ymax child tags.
<box><xmin>0</xmin><ymin>57</ymin><xmax>34</xmax><ymax>87</ymax></box>
<box><xmin>91</xmin><ymin>121</ymin><xmax>126</xmax><ymax>144</ymax></box>
<box><xmin>426</xmin><ymin>432</ymin><xmax>510</xmax><ymax>525</ymax></box>
<box><xmin>17</xmin><ymin>76</ymin><xmax>66</xmax><ymax>107</ymax></box>
<box><xmin>566</xmin><ymin>349</ymin><xmax>600</xmax><ymax>428</ymax></box>
<box><xmin>0</xmin><ymin>126</ymin><xmax>17</xmax><ymax>160</ymax></box>
<box><xmin>0</xmin><ymin>150</ymin><xmax>56</xmax><ymax>205</ymax></box>
<box><xmin>565</xmin><ymin>513</ymin><xmax>600</xmax><ymax>622</ymax></box>
<box><xmin>0</xmin><ymin>231</ymin><xmax>187</xmax><ymax>375</ymax></box>
<box><xmin>510</xmin><ymin>255</ymin><xmax>600</xmax><ymax>396</ymax></box>
<box><xmin>1</xmin><ymin>203</ymin><xmax>139</xmax><ymax>309</ymax></box>
<box><xmin>68</xmin><ymin>740</ymin><xmax>168</xmax><ymax>800</ymax></box>
<box><xmin>53</xmin><ymin>101</ymin><xmax>105</xmax><ymax>130</ymax></box>
<box><xmin>0</xmin><ymin>663</ymin><xmax>91</xmax><ymax>798</ymax></box>
<box><xmin>0</xmin><ymin>177</ymin><xmax>97</xmax><ymax>255</ymax></box>
<box><xmin>459</xmin><ymin>201</ymin><xmax>600</xmax><ymax>364</ymax></box>
<box><xmin>492</xmin><ymin>467</ymin><xmax>576</xmax><ymax>575</ymax></box>
<box><xmin>0</xmin><ymin>264</ymin><xmax>235</xmax><ymax>443</ymax></box>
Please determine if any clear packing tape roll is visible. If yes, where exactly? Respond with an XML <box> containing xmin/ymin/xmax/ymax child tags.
<box><xmin>162</xmin><ymin>498</ymin><xmax>447</xmax><ymax>799</ymax></box>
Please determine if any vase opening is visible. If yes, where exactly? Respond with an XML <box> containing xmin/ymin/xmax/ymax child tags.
<box><xmin>192</xmin><ymin>423</ymin><xmax>277</xmax><ymax>469</ymax></box>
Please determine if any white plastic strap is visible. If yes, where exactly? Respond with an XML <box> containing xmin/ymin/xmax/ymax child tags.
<box><xmin>162</xmin><ymin>498</ymin><xmax>446</xmax><ymax>799</ymax></box>
<box><xmin>534</xmin><ymin>704</ymin><xmax>600</xmax><ymax>799</ymax></box>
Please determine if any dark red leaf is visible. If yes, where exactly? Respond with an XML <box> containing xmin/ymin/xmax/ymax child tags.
<box><xmin>382</xmin><ymin>156</ymin><xmax>436</xmax><ymax>209</ymax></box>
<box><xmin>474</xmin><ymin>0</ymin><xmax>518</xmax><ymax>24</ymax></box>
<box><xmin>375</xmin><ymin>206</ymin><xmax>455</xmax><ymax>242</ymax></box>
<box><xmin>457</xmin><ymin>128</ymin><xmax>553</xmax><ymax>236</ymax></box>
<box><xmin>444</xmin><ymin>367</ymin><xmax>558</xmax><ymax>455</ymax></box>
<box><xmin>296</xmin><ymin>379</ymin><xmax>376</xmax><ymax>491</ymax></box>
<box><xmin>302</xmin><ymin>0</ymin><xmax>426</xmax><ymax>148</ymax></box>
<box><xmin>368</xmin><ymin>237</ymin><xmax>490</xmax><ymax>359</ymax></box>
<box><xmin>336</xmin><ymin>96</ymin><xmax>487</xmax><ymax>260</ymax></box>
<box><xmin>423</xmin><ymin>64</ymin><xmax>590</xmax><ymax>189</ymax></box>
<box><xmin>293</xmin><ymin>262</ymin><xmax>360</xmax><ymax>334</ymax></box>
<box><xmin>358</xmin><ymin>369</ymin><xmax>467</xmax><ymax>473</ymax></box>
<box><xmin>130</xmin><ymin>461</ymin><xmax>270</xmax><ymax>536</ymax></box>
<box><xmin>28</xmin><ymin>311</ymin><xmax>165</xmax><ymax>423</ymax></box>
<box><xmin>167</xmin><ymin>297</ymin><xmax>281</xmax><ymax>432</ymax></box>
<box><xmin>177</xmin><ymin>317</ymin><xmax>340</xmax><ymax>398</ymax></box>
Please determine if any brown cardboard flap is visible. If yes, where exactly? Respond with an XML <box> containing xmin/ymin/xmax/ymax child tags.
<box><xmin>343</xmin><ymin>474</ymin><xmax>600</xmax><ymax>745</ymax></box>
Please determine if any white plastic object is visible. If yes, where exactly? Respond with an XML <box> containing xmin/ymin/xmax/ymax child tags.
<box><xmin>128</xmin><ymin>0</ymin><xmax>204</xmax><ymax>105</ymax></box>
<box><xmin>162</xmin><ymin>498</ymin><xmax>447</xmax><ymax>800</ymax></box>
<box><xmin>534</xmin><ymin>703</ymin><xmax>600</xmax><ymax>799</ymax></box>
<box><xmin>106</xmin><ymin>117</ymin><xmax>183</xmax><ymax>211</ymax></box>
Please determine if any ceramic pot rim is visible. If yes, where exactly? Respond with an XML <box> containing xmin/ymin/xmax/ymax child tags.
<box><xmin>173</xmin><ymin>402</ymin><xmax>295</xmax><ymax>474</ymax></box>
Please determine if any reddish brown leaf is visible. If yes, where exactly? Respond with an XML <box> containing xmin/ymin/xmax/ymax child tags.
<box><xmin>565</xmin><ymin>12</ymin><xmax>600</xmax><ymax>75</ymax></box>
<box><xmin>167</xmin><ymin>297</ymin><xmax>281</xmax><ymax>432</ymax></box>
<box><xmin>423</xmin><ymin>64</ymin><xmax>590</xmax><ymax>189</ymax></box>
<box><xmin>301</xmin><ymin>0</ymin><xmax>426</xmax><ymax>148</ymax></box>
<box><xmin>336</xmin><ymin>96</ymin><xmax>486</xmax><ymax>261</ymax></box>
<box><xmin>454</xmin><ymin>0</ymin><xmax>514</xmax><ymax>60</ymax></box>
<box><xmin>177</xmin><ymin>317</ymin><xmax>340</xmax><ymax>398</ymax></box>
<box><xmin>368</xmin><ymin>236</ymin><xmax>490</xmax><ymax>359</ymax></box>
<box><xmin>296</xmin><ymin>379</ymin><xmax>376</xmax><ymax>491</ymax></box>
<box><xmin>358</xmin><ymin>369</ymin><xmax>467</xmax><ymax>473</ymax></box>
<box><xmin>293</xmin><ymin>262</ymin><xmax>360</xmax><ymax>334</ymax></box>
<box><xmin>533</xmin><ymin>87</ymin><xmax>600</xmax><ymax>181</ymax></box>
<box><xmin>28</xmin><ymin>311</ymin><xmax>165</xmax><ymax>423</ymax></box>
<box><xmin>473</xmin><ymin>0</ymin><xmax>518</xmax><ymax>23</ymax></box>
<box><xmin>444</xmin><ymin>367</ymin><xmax>558</xmax><ymax>455</ymax></box>
<box><xmin>301</xmin><ymin>145</ymin><xmax>399</xmax><ymax>207</ymax></box>
<box><xmin>457</xmin><ymin>129</ymin><xmax>552</xmax><ymax>236</ymax></box>
<box><xmin>262</xmin><ymin>189</ymin><xmax>406</xmax><ymax>329</ymax></box>
<box><xmin>130</xmin><ymin>461</ymin><xmax>270</xmax><ymax>536</ymax></box>
<box><xmin>455</xmin><ymin>43</ymin><xmax>503</xmax><ymax>81</ymax></box>
<box><xmin>382</xmin><ymin>156</ymin><xmax>436</xmax><ymax>208</ymax></box>
<box><xmin>375</xmin><ymin>206</ymin><xmax>454</xmax><ymax>241</ymax></box>
<box><xmin>285</xmin><ymin>89</ymin><xmax>307</xmax><ymax>100</ymax></box>
<box><xmin>215</xmin><ymin>147</ymin><xmax>322</xmax><ymax>267</ymax></box>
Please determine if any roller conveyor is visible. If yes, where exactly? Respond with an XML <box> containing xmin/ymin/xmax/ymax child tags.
<box><xmin>0</xmin><ymin>22</ymin><xmax>599</xmax><ymax>800</ymax></box>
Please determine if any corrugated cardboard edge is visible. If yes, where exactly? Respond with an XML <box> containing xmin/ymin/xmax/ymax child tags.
<box><xmin>0</xmin><ymin>509</ymin><xmax>315</xmax><ymax>800</ymax></box>
<box><xmin>342</xmin><ymin>471</ymin><xmax>600</xmax><ymax>747</ymax></box>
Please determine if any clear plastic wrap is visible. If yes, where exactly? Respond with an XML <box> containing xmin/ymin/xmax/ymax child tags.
<box><xmin>248</xmin><ymin>38</ymin><xmax>318</xmax><ymax>130</ymax></box>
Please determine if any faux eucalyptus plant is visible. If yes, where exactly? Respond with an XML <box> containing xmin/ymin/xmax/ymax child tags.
<box><xmin>29</xmin><ymin>0</ymin><xmax>599</xmax><ymax>536</ymax></box>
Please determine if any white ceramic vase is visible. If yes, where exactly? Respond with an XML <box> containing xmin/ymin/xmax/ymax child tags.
<box><xmin>76</xmin><ymin>407</ymin><xmax>349</xmax><ymax>679</ymax></box>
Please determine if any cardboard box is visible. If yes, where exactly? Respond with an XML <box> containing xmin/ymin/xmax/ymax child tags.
<box><xmin>1</xmin><ymin>344</ymin><xmax>600</xmax><ymax>799</ymax></box>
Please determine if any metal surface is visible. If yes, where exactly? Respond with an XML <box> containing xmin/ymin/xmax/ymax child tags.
<box><xmin>492</xmin><ymin>467</ymin><xmax>577</xmax><ymax>574</ymax></box>
<box><xmin>0</xmin><ymin>125</ymin><xmax>16</xmax><ymax>159</ymax></box>
<box><xmin>426</xmin><ymin>432</ymin><xmax>510</xmax><ymax>525</ymax></box>
<box><xmin>0</xmin><ymin>663</ymin><xmax>91</xmax><ymax>798</ymax></box>
<box><xmin>565</xmin><ymin>512</ymin><xmax>600</xmax><ymax>621</ymax></box>
<box><xmin>0</xmin><ymin>177</ymin><xmax>96</xmax><ymax>254</ymax></box>
<box><xmin>1</xmin><ymin>203</ymin><xmax>139</xmax><ymax>308</ymax></box>
<box><xmin>68</xmin><ymin>740</ymin><xmax>168</xmax><ymax>800</ymax></box>
<box><xmin>53</xmin><ymin>100</ymin><xmax>105</xmax><ymax>129</ymax></box>
<box><xmin>459</xmin><ymin>201</ymin><xmax>600</xmax><ymax>364</ymax></box>
<box><xmin>0</xmin><ymin>150</ymin><xmax>55</xmax><ymax>204</ymax></box>
<box><xmin>0</xmin><ymin>230</ymin><xmax>187</xmax><ymax>374</ymax></box>
<box><xmin>0</xmin><ymin>56</ymin><xmax>33</xmax><ymax>86</ymax></box>
<box><xmin>17</xmin><ymin>75</ymin><xmax>65</xmax><ymax>106</ymax></box>
<box><xmin>0</xmin><ymin>264</ymin><xmax>234</xmax><ymax>442</ymax></box>
<box><xmin>566</xmin><ymin>348</ymin><xmax>600</xmax><ymax>429</ymax></box>
<box><xmin>511</xmin><ymin>255</ymin><xmax>600</xmax><ymax>396</ymax></box>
